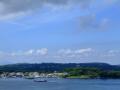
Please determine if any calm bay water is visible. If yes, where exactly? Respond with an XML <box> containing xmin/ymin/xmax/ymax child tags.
<box><xmin>0</xmin><ymin>78</ymin><xmax>120</xmax><ymax>90</ymax></box>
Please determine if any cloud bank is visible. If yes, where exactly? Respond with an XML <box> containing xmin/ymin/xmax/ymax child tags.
<box><xmin>0</xmin><ymin>48</ymin><xmax>48</xmax><ymax>57</ymax></box>
<box><xmin>0</xmin><ymin>0</ymin><xmax>94</xmax><ymax>19</ymax></box>
<box><xmin>0</xmin><ymin>0</ymin><xmax>119</xmax><ymax>18</ymax></box>
<box><xmin>0</xmin><ymin>48</ymin><xmax>120</xmax><ymax>64</ymax></box>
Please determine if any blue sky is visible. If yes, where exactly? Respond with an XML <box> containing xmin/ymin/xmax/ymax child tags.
<box><xmin>0</xmin><ymin>0</ymin><xmax>120</xmax><ymax>65</ymax></box>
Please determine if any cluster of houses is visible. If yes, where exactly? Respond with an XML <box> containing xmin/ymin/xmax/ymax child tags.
<box><xmin>0</xmin><ymin>72</ymin><xmax>68</xmax><ymax>78</ymax></box>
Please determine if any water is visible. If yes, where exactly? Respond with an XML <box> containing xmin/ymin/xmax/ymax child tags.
<box><xmin>0</xmin><ymin>78</ymin><xmax>120</xmax><ymax>90</ymax></box>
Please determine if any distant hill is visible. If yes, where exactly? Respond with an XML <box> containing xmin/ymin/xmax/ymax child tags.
<box><xmin>0</xmin><ymin>63</ymin><xmax>120</xmax><ymax>72</ymax></box>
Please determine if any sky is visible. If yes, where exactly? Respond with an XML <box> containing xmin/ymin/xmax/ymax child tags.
<box><xmin>0</xmin><ymin>0</ymin><xmax>120</xmax><ymax>65</ymax></box>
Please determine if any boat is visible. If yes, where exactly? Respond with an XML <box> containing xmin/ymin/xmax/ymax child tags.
<box><xmin>34</xmin><ymin>79</ymin><xmax>47</xmax><ymax>82</ymax></box>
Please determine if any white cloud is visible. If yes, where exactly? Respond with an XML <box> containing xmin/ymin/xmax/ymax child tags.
<box><xmin>58</xmin><ymin>48</ymin><xmax>93</xmax><ymax>55</ymax></box>
<box><xmin>97</xmin><ymin>49</ymin><xmax>120</xmax><ymax>58</ymax></box>
<box><xmin>104</xmin><ymin>50</ymin><xmax>120</xmax><ymax>57</ymax></box>
<box><xmin>108</xmin><ymin>50</ymin><xmax>120</xmax><ymax>54</ymax></box>
<box><xmin>74</xmin><ymin>48</ymin><xmax>93</xmax><ymax>54</ymax></box>
<box><xmin>0</xmin><ymin>48</ymin><xmax>48</xmax><ymax>57</ymax></box>
<box><xmin>57</xmin><ymin>48</ymin><xmax>94</xmax><ymax>59</ymax></box>
<box><xmin>36</xmin><ymin>48</ymin><xmax>48</xmax><ymax>56</ymax></box>
<box><xmin>58</xmin><ymin>49</ymin><xmax>72</xmax><ymax>54</ymax></box>
<box><xmin>24</xmin><ymin>49</ymin><xmax>35</xmax><ymax>55</ymax></box>
<box><xmin>10</xmin><ymin>49</ymin><xmax>35</xmax><ymax>56</ymax></box>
